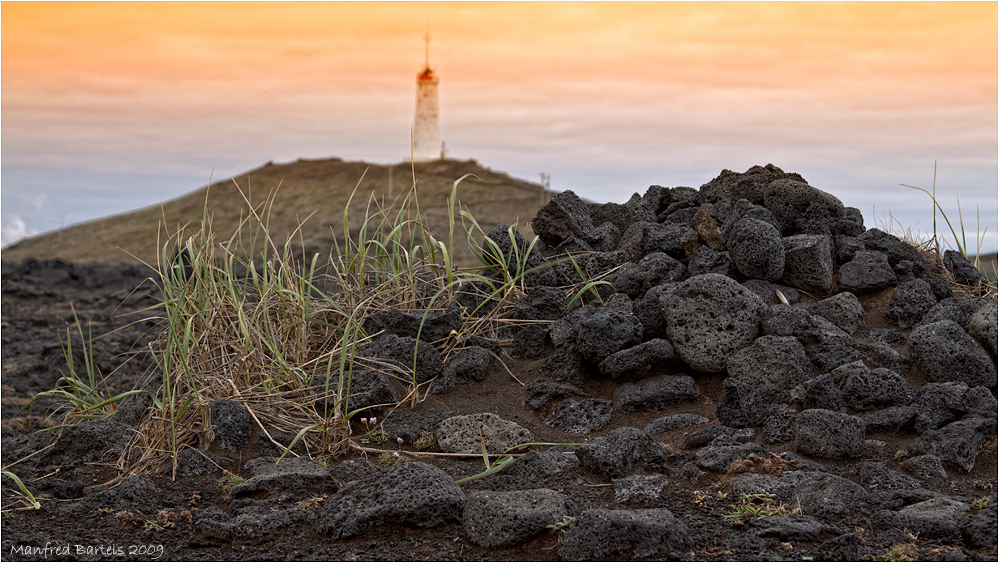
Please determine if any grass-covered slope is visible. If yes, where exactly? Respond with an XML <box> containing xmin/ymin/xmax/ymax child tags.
<box><xmin>1</xmin><ymin>158</ymin><xmax>550</xmax><ymax>268</ymax></box>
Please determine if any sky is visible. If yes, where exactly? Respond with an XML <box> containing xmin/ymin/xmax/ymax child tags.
<box><xmin>2</xmin><ymin>1</ymin><xmax>997</xmax><ymax>252</ymax></box>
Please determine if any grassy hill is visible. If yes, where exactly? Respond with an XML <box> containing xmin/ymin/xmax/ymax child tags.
<box><xmin>1</xmin><ymin>158</ymin><xmax>552</xmax><ymax>269</ymax></box>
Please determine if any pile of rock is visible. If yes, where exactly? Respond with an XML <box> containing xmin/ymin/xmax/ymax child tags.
<box><xmin>500</xmin><ymin>165</ymin><xmax>996</xmax><ymax>456</ymax></box>
<box><xmin>340</xmin><ymin>164</ymin><xmax>995</xmax><ymax>467</ymax></box>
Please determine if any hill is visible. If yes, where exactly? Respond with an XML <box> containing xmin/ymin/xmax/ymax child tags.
<box><xmin>1</xmin><ymin>158</ymin><xmax>551</xmax><ymax>268</ymax></box>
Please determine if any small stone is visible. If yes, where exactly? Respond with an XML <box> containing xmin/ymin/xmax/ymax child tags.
<box><xmin>436</xmin><ymin>413</ymin><xmax>534</xmax><ymax>455</ymax></box>
<box><xmin>794</xmin><ymin>409</ymin><xmax>866</xmax><ymax>459</ymax></box>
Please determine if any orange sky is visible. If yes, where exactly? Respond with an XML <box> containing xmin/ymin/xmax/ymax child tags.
<box><xmin>2</xmin><ymin>2</ymin><xmax>997</xmax><ymax>250</ymax></box>
<box><xmin>5</xmin><ymin>2</ymin><xmax>994</xmax><ymax>95</ymax></box>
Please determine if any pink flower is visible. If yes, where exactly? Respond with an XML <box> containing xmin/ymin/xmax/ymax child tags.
<box><xmin>397</xmin><ymin>437</ymin><xmax>404</xmax><ymax>445</ymax></box>
<box><xmin>392</xmin><ymin>452</ymin><xmax>400</xmax><ymax>458</ymax></box>
<box><xmin>223</xmin><ymin>470</ymin><xmax>229</xmax><ymax>476</ymax></box>
<box><xmin>360</xmin><ymin>417</ymin><xmax>368</xmax><ymax>424</ymax></box>
<box><xmin>370</xmin><ymin>417</ymin><xmax>377</xmax><ymax>425</ymax></box>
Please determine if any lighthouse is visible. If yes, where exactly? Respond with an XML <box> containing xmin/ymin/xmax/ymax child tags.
<box><xmin>411</xmin><ymin>32</ymin><xmax>443</xmax><ymax>161</ymax></box>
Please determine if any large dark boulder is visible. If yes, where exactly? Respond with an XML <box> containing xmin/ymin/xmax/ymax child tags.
<box><xmin>909</xmin><ymin>320</ymin><xmax>997</xmax><ymax>388</ymax></box>
<box><xmin>781</xmin><ymin>234</ymin><xmax>833</xmax><ymax>295</ymax></box>
<box><xmin>569</xmin><ymin>306</ymin><xmax>644</xmax><ymax>364</ymax></box>
<box><xmin>463</xmin><ymin>488</ymin><xmax>569</xmax><ymax>549</ymax></box>
<box><xmin>662</xmin><ymin>274</ymin><xmax>766</xmax><ymax>373</ymax></box>
<box><xmin>725</xmin><ymin>218</ymin><xmax>785</xmax><ymax>281</ymax></box>
<box><xmin>609</xmin><ymin>252</ymin><xmax>685</xmax><ymax>298</ymax></box>
<box><xmin>575</xmin><ymin>427</ymin><xmax>671</xmax><ymax>479</ymax></box>
<box><xmin>884</xmin><ymin>278</ymin><xmax>937</xmax><ymax>329</ymax></box>
<box><xmin>531</xmin><ymin>190</ymin><xmax>599</xmax><ymax>246</ymax></box>
<box><xmin>837</xmin><ymin>250</ymin><xmax>897</xmax><ymax>293</ymax></box>
<box><xmin>764</xmin><ymin>179</ymin><xmax>845</xmax><ymax>235</ymax></box>
<box><xmin>794</xmin><ymin>409</ymin><xmax>866</xmax><ymax>459</ymax></box>
<box><xmin>557</xmin><ymin>508</ymin><xmax>691</xmax><ymax>561</ymax></box>
<box><xmin>613</xmin><ymin>374</ymin><xmax>700</xmax><ymax>414</ymax></box>
<box><xmin>699</xmin><ymin>164</ymin><xmax>807</xmax><ymax>205</ymax></box>
<box><xmin>317</xmin><ymin>462</ymin><xmax>464</xmax><ymax>540</ymax></box>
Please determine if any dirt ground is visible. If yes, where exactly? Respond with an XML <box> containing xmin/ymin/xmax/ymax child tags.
<box><xmin>1</xmin><ymin>258</ymin><xmax>996</xmax><ymax>562</ymax></box>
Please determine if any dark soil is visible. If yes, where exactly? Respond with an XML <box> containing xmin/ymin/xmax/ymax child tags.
<box><xmin>1</xmin><ymin>258</ymin><xmax>996</xmax><ymax>562</ymax></box>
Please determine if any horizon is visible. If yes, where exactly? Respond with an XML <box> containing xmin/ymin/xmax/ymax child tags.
<box><xmin>2</xmin><ymin>2</ymin><xmax>997</xmax><ymax>253</ymax></box>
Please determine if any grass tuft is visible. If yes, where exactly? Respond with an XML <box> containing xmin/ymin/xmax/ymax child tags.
<box><xmin>883</xmin><ymin>162</ymin><xmax>997</xmax><ymax>297</ymax></box>
<box><xmin>41</xmin><ymin>170</ymin><xmax>591</xmax><ymax>479</ymax></box>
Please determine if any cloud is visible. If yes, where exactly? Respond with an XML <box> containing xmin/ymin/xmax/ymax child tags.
<box><xmin>28</xmin><ymin>193</ymin><xmax>49</xmax><ymax>211</ymax></box>
<box><xmin>1</xmin><ymin>216</ymin><xmax>37</xmax><ymax>247</ymax></box>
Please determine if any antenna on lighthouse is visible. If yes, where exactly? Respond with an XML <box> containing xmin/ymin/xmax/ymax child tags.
<box><xmin>423</xmin><ymin>31</ymin><xmax>431</xmax><ymax>70</ymax></box>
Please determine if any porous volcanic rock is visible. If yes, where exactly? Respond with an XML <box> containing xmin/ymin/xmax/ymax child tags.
<box><xmin>662</xmin><ymin>274</ymin><xmax>766</xmax><ymax>373</ymax></box>
<box><xmin>462</xmin><ymin>488</ymin><xmax>569</xmax><ymax>549</ymax></box>
<box><xmin>722</xmin><ymin>335</ymin><xmax>811</xmax><ymax>420</ymax></box>
<box><xmin>885</xmin><ymin>278</ymin><xmax>937</xmax><ymax>329</ymax></box>
<box><xmin>575</xmin><ymin>427</ymin><xmax>671</xmax><ymax>479</ymax></box>
<box><xmin>610</xmin><ymin>252</ymin><xmax>686</xmax><ymax>298</ymax></box>
<box><xmin>545</xmin><ymin>398</ymin><xmax>614</xmax><ymax>434</ymax></box>
<box><xmin>598</xmin><ymin>338</ymin><xmax>675</xmax><ymax>381</ymax></box>
<box><xmin>483</xmin><ymin>225</ymin><xmax>557</xmax><ymax>287</ymax></box>
<box><xmin>230</xmin><ymin>456</ymin><xmax>340</xmax><ymax>498</ymax></box>
<box><xmin>531</xmin><ymin>189</ymin><xmax>599</xmax><ymax>246</ymax></box>
<box><xmin>967</xmin><ymin>301</ymin><xmax>998</xmax><ymax>358</ymax></box>
<box><xmin>873</xmin><ymin>497</ymin><xmax>971</xmax><ymax>540</ymax></box>
<box><xmin>764</xmin><ymin>178</ymin><xmax>845</xmax><ymax>234</ymax></box>
<box><xmin>613</xmin><ymin>374</ymin><xmax>700</xmax><ymax>414</ymax></box>
<box><xmin>442</xmin><ymin>345</ymin><xmax>492</xmax><ymax>383</ymax></box>
<box><xmin>317</xmin><ymin>462</ymin><xmax>464</xmax><ymax>540</ymax></box>
<box><xmin>725</xmin><ymin>218</ymin><xmax>785</xmax><ymax>281</ymax></box>
<box><xmin>944</xmin><ymin>249</ymin><xmax>990</xmax><ymax>286</ymax></box>
<box><xmin>781</xmin><ymin>234</ymin><xmax>834</xmax><ymax>295</ymax></box>
<box><xmin>363</xmin><ymin>301</ymin><xmax>462</xmax><ymax>344</ymax></box>
<box><xmin>908</xmin><ymin>320</ymin><xmax>997</xmax><ymax>388</ymax></box>
<box><xmin>839</xmin><ymin>362</ymin><xmax>911</xmax><ymax>411</ymax></box>
<box><xmin>858</xmin><ymin>229</ymin><xmax>926</xmax><ymax>267</ymax></box>
<box><xmin>910</xmin><ymin>382</ymin><xmax>969</xmax><ymax>434</ymax></box>
<box><xmin>794</xmin><ymin>409</ymin><xmax>866</xmax><ymax>459</ymax></box>
<box><xmin>910</xmin><ymin>416</ymin><xmax>998</xmax><ymax>472</ymax></box>
<box><xmin>320</xmin><ymin>368</ymin><xmax>396</xmax><ymax>418</ymax></box>
<box><xmin>807</xmin><ymin>291</ymin><xmax>865</xmax><ymax>335</ymax></box>
<box><xmin>436</xmin><ymin>413</ymin><xmax>534</xmax><ymax>455</ymax></box>
<box><xmin>360</xmin><ymin>333</ymin><xmax>444</xmax><ymax>384</ymax></box>
<box><xmin>837</xmin><ymin>250</ymin><xmax>897</xmax><ymax>293</ymax></box>
<box><xmin>209</xmin><ymin>399</ymin><xmax>253</xmax><ymax>452</ymax></box>
<box><xmin>570</xmin><ymin>305</ymin><xmax>644</xmax><ymax>363</ymax></box>
<box><xmin>557</xmin><ymin>507</ymin><xmax>691</xmax><ymax>561</ymax></box>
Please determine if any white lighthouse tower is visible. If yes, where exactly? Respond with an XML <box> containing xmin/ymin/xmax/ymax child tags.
<box><xmin>411</xmin><ymin>32</ymin><xmax>442</xmax><ymax>161</ymax></box>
